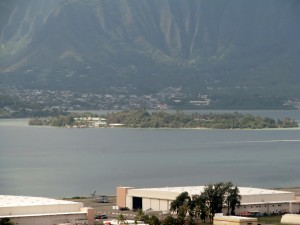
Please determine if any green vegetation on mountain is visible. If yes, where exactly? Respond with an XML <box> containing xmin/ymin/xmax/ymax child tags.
<box><xmin>0</xmin><ymin>0</ymin><xmax>300</xmax><ymax>104</ymax></box>
<box><xmin>28</xmin><ymin>110</ymin><xmax>299</xmax><ymax>129</ymax></box>
<box><xmin>0</xmin><ymin>94</ymin><xmax>66</xmax><ymax>118</ymax></box>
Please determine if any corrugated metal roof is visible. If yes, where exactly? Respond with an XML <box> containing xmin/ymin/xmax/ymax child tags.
<box><xmin>135</xmin><ymin>186</ymin><xmax>293</xmax><ymax>196</ymax></box>
<box><xmin>0</xmin><ymin>195</ymin><xmax>82</xmax><ymax>207</ymax></box>
<box><xmin>0</xmin><ymin>211</ymin><xmax>86</xmax><ymax>219</ymax></box>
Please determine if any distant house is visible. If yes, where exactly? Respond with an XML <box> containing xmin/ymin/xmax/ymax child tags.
<box><xmin>189</xmin><ymin>100</ymin><xmax>210</xmax><ymax>106</ymax></box>
<box><xmin>109</xmin><ymin>123</ymin><xmax>124</xmax><ymax>127</ymax></box>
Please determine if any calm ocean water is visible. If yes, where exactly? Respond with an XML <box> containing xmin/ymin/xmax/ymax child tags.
<box><xmin>0</xmin><ymin>110</ymin><xmax>300</xmax><ymax>198</ymax></box>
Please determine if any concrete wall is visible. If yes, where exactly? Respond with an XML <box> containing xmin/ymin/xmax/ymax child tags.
<box><xmin>80</xmin><ymin>207</ymin><xmax>95</xmax><ymax>225</ymax></box>
<box><xmin>235</xmin><ymin>202</ymin><xmax>296</xmax><ymax>214</ymax></box>
<box><xmin>281</xmin><ymin>214</ymin><xmax>300</xmax><ymax>224</ymax></box>
<box><xmin>241</xmin><ymin>192</ymin><xmax>295</xmax><ymax>204</ymax></box>
<box><xmin>142</xmin><ymin>198</ymin><xmax>164</xmax><ymax>211</ymax></box>
<box><xmin>9</xmin><ymin>213</ymin><xmax>87</xmax><ymax>225</ymax></box>
<box><xmin>143</xmin><ymin>198</ymin><xmax>151</xmax><ymax>210</ymax></box>
<box><xmin>125</xmin><ymin>188</ymin><xmax>297</xmax><ymax>213</ymax></box>
<box><xmin>214</xmin><ymin>216</ymin><xmax>257</xmax><ymax>225</ymax></box>
<box><xmin>117</xmin><ymin>187</ymin><xmax>132</xmax><ymax>208</ymax></box>
<box><xmin>125</xmin><ymin>189</ymin><xmax>179</xmax><ymax>210</ymax></box>
<box><xmin>127</xmin><ymin>189</ymin><xmax>178</xmax><ymax>201</ymax></box>
<box><xmin>126</xmin><ymin>196</ymin><xmax>133</xmax><ymax>210</ymax></box>
<box><xmin>292</xmin><ymin>203</ymin><xmax>300</xmax><ymax>213</ymax></box>
<box><xmin>0</xmin><ymin>203</ymin><xmax>83</xmax><ymax>217</ymax></box>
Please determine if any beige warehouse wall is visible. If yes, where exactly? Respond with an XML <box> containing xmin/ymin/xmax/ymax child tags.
<box><xmin>127</xmin><ymin>189</ymin><xmax>179</xmax><ymax>200</ymax></box>
<box><xmin>141</xmin><ymin>198</ymin><xmax>170</xmax><ymax>211</ymax></box>
<box><xmin>241</xmin><ymin>193</ymin><xmax>295</xmax><ymax>204</ymax></box>
<box><xmin>10</xmin><ymin>213</ymin><xmax>87</xmax><ymax>225</ymax></box>
<box><xmin>117</xmin><ymin>187</ymin><xmax>133</xmax><ymax>208</ymax></box>
<box><xmin>160</xmin><ymin>200</ymin><xmax>169</xmax><ymax>211</ymax></box>
<box><xmin>81</xmin><ymin>207</ymin><xmax>95</xmax><ymax>225</ymax></box>
<box><xmin>291</xmin><ymin>203</ymin><xmax>300</xmax><ymax>213</ymax></box>
<box><xmin>235</xmin><ymin>203</ymin><xmax>292</xmax><ymax>214</ymax></box>
<box><xmin>214</xmin><ymin>216</ymin><xmax>257</xmax><ymax>225</ymax></box>
<box><xmin>214</xmin><ymin>220</ymin><xmax>257</xmax><ymax>225</ymax></box>
<box><xmin>143</xmin><ymin>198</ymin><xmax>151</xmax><ymax>210</ymax></box>
<box><xmin>126</xmin><ymin>196</ymin><xmax>133</xmax><ymax>209</ymax></box>
<box><xmin>0</xmin><ymin>203</ymin><xmax>83</xmax><ymax>216</ymax></box>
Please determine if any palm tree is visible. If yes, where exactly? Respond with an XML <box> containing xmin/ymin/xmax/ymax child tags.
<box><xmin>226</xmin><ymin>186</ymin><xmax>241</xmax><ymax>215</ymax></box>
<box><xmin>194</xmin><ymin>194</ymin><xmax>208</xmax><ymax>223</ymax></box>
<box><xmin>134</xmin><ymin>209</ymin><xmax>147</xmax><ymax>222</ymax></box>
<box><xmin>170</xmin><ymin>191</ymin><xmax>191</xmax><ymax>217</ymax></box>
<box><xmin>161</xmin><ymin>215</ymin><xmax>178</xmax><ymax>225</ymax></box>
<box><xmin>117</xmin><ymin>214</ymin><xmax>128</xmax><ymax>225</ymax></box>
<box><xmin>171</xmin><ymin>192</ymin><xmax>199</xmax><ymax>225</ymax></box>
<box><xmin>184</xmin><ymin>215</ymin><xmax>197</xmax><ymax>225</ymax></box>
<box><xmin>148</xmin><ymin>215</ymin><xmax>161</xmax><ymax>225</ymax></box>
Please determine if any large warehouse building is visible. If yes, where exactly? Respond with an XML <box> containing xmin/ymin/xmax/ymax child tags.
<box><xmin>0</xmin><ymin>195</ymin><xmax>95</xmax><ymax>225</ymax></box>
<box><xmin>117</xmin><ymin>186</ymin><xmax>300</xmax><ymax>215</ymax></box>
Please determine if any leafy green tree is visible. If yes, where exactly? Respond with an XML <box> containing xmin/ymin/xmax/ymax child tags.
<box><xmin>161</xmin><ymin>215</ymin><xmax>178</xmax><ymax>225</ymax></box>
<box><xmin>147</xmin><ymin>215</ymin><xmax>161</xmax><ymax>225</ymax></box>
<box><xmin>193</xmin><ymin>194</ymin><xmax>208</xmax><ymax>223</ymax></box>
<box><xmin>170</xmin><ymin>182</ymin><xmax>241</xmax><ymax>224</ymax></box>
<box><xmin>184</xmin><ymin>215</ymin><xmax>196</xmax><ymax>225</ymax></box>
<box><xmin>0</xmin><ymin>218</ymin><xmax>14</xmax><ymax>225</ymax></box>
<box><xmin>198</xmin><ymin>182</ymin><xmax>241</xmax><ymax>222</ymax></box>
<box><xmin>200</xmin><ymin>184</ymin><xmax>216</xmax><ymax>222</ymax></box>
<box><xmin>170</xmin><ymin>191</ymin><xmax>191</xmax><ymax>217</ymax></box>
<box><xmin>225</xmin><ymin>186</ymin><xmax>241</xmax><ymax>215</ymax></box>
<box><xmin>134</xmin><ymin>209</ymin><xmax>149</xmax><ymax>223</ymax></box>
<box><xmin>170</xmin><ymin>191</ymin><xmax>198</xmax><ymax>225</ymax></box>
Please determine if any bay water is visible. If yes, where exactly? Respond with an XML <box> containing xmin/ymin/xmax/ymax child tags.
<box><xmin>0</xmin><ymin>110</ymin><xmax>300</xmax><ymax>198</ymax></box>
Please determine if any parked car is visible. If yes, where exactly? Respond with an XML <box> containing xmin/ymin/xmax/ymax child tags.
<box><xmin>119</xmin><ymin>207</ymin><xmax>130</xmax><ymax>211</ymax></box>
<box><xmin>95</xmin><ymin>214</ymin><xmax>108</xmax><ymax>219</ymax></box>
<box><xmin>101</xmin><ymin>214</ymin><xmax>108</xmax><ymax>219</ymax></box>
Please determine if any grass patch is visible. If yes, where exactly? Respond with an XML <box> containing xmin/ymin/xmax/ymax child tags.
<box><xmin>63</xmin><ymin>196</ymin><xmax>88</xmax><ymax>200</ymax></box>
<box><xmin>257</xmin><ymin>215</ymin><xmax>282</xmax><ymax>225</ymax></box>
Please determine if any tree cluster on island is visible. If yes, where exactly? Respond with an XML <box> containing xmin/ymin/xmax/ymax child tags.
<box><xmin>28</xmin><ymin>109</ymin><xmax>298</xmax><ymax>129</ymax></box>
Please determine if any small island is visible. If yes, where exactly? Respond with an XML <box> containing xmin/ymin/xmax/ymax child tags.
<box><xmin>29</xmin><ymin>109</ymin><xmax>299</xmax><ymax>129</ymax></box>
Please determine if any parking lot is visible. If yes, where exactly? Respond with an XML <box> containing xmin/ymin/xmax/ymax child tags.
<box><xmin>71</xmin><ymin>196</ymin><xmax>138</xmax><ymax>220</ymax></box>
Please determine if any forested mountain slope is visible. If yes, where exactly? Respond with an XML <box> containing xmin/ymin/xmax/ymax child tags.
<box><xmin>1</xmin><ymin>0</ymin><xmax>299</xmax><ymax>97</ymax></box>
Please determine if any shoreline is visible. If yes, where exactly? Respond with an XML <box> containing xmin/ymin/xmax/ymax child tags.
<box><xmin>1</xmin><ymin>118</ymin><xmax>300</xmax><ymax>131</ymax></box>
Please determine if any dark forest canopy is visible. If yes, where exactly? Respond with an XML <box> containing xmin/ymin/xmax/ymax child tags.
<box><xmin>29</xmin><ymin>110</ymin><xmax>299</xmax><ymax>129</ymax></box>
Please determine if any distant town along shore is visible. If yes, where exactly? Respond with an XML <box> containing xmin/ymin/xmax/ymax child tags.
<box><xmin>28</xmin><ymin>109</ymin><xmax>299</xmax><ymax>129</ymax></box>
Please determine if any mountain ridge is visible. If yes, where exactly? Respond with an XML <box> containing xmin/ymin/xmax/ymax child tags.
<box><xmin>0</xmin><ymin>0</ymin><xmax>300</xmax><ymax>98</ymax></box>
